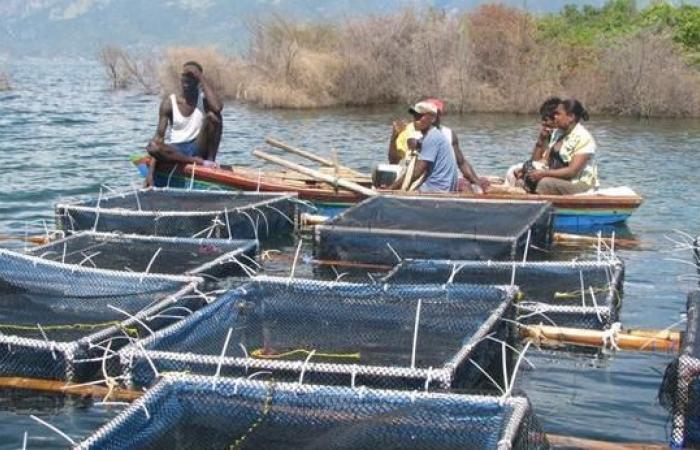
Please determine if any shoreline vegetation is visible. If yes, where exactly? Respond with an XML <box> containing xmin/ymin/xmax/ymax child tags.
<box><xmin>99</xmin><ymin>0</ymin><xmax>700</xmax><ymax>117</ymax></box>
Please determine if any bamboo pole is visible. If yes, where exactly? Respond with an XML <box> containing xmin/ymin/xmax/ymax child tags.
<box><xmin>253</xmin><ymin>149</ymin><xmax>377</xmax><ymax>197</ymax></box>
<box><xmin>311</xmin><ymin>259</ymin><xmax>393</xmax><ymax>271</ymax></box>
<box><xmin>520</xmin><ymin>324</ymin><xmax>680</xmax><ymax>353</ymax></box>
<box><xmin>0</xmin><ymin>377</ymin><xmax>142</xmax><ymax>401</ymax></box>
<box><xmin>265</xmin><ymin>137</ymin><xmax>365</xmax><ymax>177</ymax></box>
<box><xmin>553</xmin><ymin>232</ymin><xmax>640</xmax><ymax>249</ymax></box>
<box><xmin>0</xmin><ymin>234</ymin><xmax>51</xmax><ymax>245</ymax></box>
<box><xmin>548</xmin><ymin>434</ymin><xmax>667</xmax><ymax>450</ymax></box>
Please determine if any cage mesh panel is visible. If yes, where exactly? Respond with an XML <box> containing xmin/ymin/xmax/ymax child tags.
<box><xmin>55</xmin><ymin>188</ymin><xmax>298</xmax><ymax>240</ymax></box>
<box><xmin>661</xmin><ymin>291</ymin><xmax>700</xmax><ymax>448</ymax></box>
<box><xmin>384</xmin><ymin>259</ymin><xmax>623</xmax><ymax>329</ymax></box>
<box><xmin>314</xmin><ymin>196</ymin><xmax>552</xmax><ymax>264</ymax></box>
<box><xmin>694</xmin><ymin>236</ymin><xmax>699</xmax><ymax>273</ymax></box>
<box><xmin>77</xmin><ymin>375</ymin><xmax>549</xmax><ymax>450</ymax></box>
<box><xmin>121</xmin><ymin>277</ymin><xmax>515</xmax><ymax>390</ymax></box>
<box><xmin>0</xmin><ymin>250</ymin><xmax>201</xmax><ymax>381</ymax></box>
<box><xmin>27</xmin><ymin>232</ymin><xmax>257</xmax><ymax>277</ymax></box>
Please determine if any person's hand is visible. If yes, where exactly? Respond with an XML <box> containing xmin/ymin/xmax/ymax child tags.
<box><xmin>526</xmin><ymin>170</ymin><xmax>547</xmax><ymax>183</ymax></box>
<box><xmin>477</xmin><ymin>177</ymin><xmax>490</xmax><ymax>190</ymax></box>
<box><xmin>391</xmin><ymin>119</ymin><xmax>406</xmax><ymax>137</ymax></box>
<box><xmin>183</xmin><ymin>65</ymin><xmax>203</xmax><ymax>81</ymax></box>
<box><xmin>202</xmin><ymin>160</ymin><xmax>219</xmax><ymax>168</ymax></box>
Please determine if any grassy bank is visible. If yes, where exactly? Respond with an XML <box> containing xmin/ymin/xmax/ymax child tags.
<box><xmin>101</xmin><ymin>0</ymin><xmax>700</xmax><ymax>117</ymax></box>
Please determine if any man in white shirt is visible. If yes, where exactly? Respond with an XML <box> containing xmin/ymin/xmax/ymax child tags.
<box><xmin>145</xmin><ymin>61</ymin><xmax>223</xmax><ymax>187</ymax></box>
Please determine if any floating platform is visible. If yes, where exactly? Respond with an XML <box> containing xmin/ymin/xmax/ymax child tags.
<box><xmin>0</xmin><ymin>249</ymin><xmax>201</xmax><ymax>381</ymax></box>
<box><xmin>55</xmin><ymin>188</ymin><xmax>299</xmax><ymax>240</ymax></box>
<box><xmin>77</xmin><ymin>374</ymin><xmax>549</xmax><ymax>450</ymax></box>
<box><xmin>314</xmin><ymin>195</ymin><xmax>553</xmax><ymax>265</ymax></box>
<box><xmin>118</xmin><ymin>276</ymin><xmax>516</xmax><ymax>391</ymax></box>
<box><xmin>384</xmin><ymin>258</ymin><xmax>624</xmax><ymax>330</ymax></box>
<box><xmin>26</xmin><ymin>231</ymin><xmax>258</xmax><ymax>278</ymax></box>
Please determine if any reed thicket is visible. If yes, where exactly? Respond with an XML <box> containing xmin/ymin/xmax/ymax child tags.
<box><xmin>100</xmin><ymin>1</ymin><xmax>700</xmax><ymax>117</ymax></box>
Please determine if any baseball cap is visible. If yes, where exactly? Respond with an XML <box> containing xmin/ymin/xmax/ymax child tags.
<box><xmin>408</xmin><ymin>101</ymin><xmax>438</xmax><ymax>116</ymax></box>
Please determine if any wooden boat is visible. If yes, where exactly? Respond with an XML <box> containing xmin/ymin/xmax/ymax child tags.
<box><xmin>132</xmin><ymin>154</ymin><xmax>643</xmax><ymax>230</ymax></box>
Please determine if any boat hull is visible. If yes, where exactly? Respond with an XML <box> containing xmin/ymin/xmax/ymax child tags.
<box><xmin>133</xmin><ymin>155</ymin><xmax>642</xmax><ymax>231</ymax></box>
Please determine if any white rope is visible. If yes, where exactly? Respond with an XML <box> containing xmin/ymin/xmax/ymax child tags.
<box><xmin>213</xmin><ymin>328</ymin><xmax>233</xmax><ymax>389</ymax></box>
<box><xmin>224</xmin><ymin>208</ymin><xmax>232</xmax><ymax>241</ymax></box>
<box><xmin>298</xmin><ymin>350</ymin><xmax>316</xmax><ymax>387</ymax></box>
<box><xmin>579</xmin><ymin>270</ymin><xmax>586</xmax><ymax>308</ymax></box>
<box><xmin>505</xmin><ymin>341</ymin><xmax>533</xmax><ymax>398</ymax></box>
<box><xmin>252</xmin><ymin>207</ymin><xmax>270</xmax><ymax>236</ymax></box>
<box><xmin>29</xmin><ymin>415</ymin><xmax>76</xmax><ymax>445</ymax></box>
<box><xmin>22</xmin><ymin>431</ymin><xmax>27</xmax><ymax>450</ymax></box>
<box><xmin>288</xmin><ymin>239</ymin><xmax>303</xmax><ymax>285</ymax></box>
<box><xmin>468</xmin><ymin>359</ymin><xmax>505</xmax><ymax>395</ymax></box>
<box><xmin>588</xmin><ymin>286</ymin><xmax>604</xmax><ymax>324</ymax></box>
<box><xmin>238</xmin><ymin>209</ymin><xmax>259</xmax><ymax>242</ymax></box>
<box><xmin>133</xmin><ymin>185</ymin><xmax>142</xmax><ymax>211</ymax></box>
<box><xmin>521</xmin><ymin>229</ymin><xmax>531</xmax><ymax>266</ymax></box>
<box><xmin>166</xmin><ymin>165</ymin><xmax>177</xmax><ymax>188</ymax></box>
<box><xmin>36</xmin><ymin>324</ymin><xmax>57</xmax><ymax>360</ymax></box>
<box><xmin>107</xmin><ymin>304</ymin><xmax>154</xmax><ymax>335</ymax></box>
<box><xmin>189</xmin><ymin>162</ymin><xmax>196</xmax><ymax>190</ymax></box>
<box><xmin>601</xmin><ymin>322</ymin><xmax>621</xmax><ymax>352</ymax></box>
<box><xmin>140</xmin><ymin>247</ymin><xmax>162</xmax><ymax>282</ymax></box>
<box><xmin>410</xmin><ymin>299</ymin><xmax>422</xmax><ymax>369</ymax></box>
<box><xmin>265</xmin><ymin>204</ymin><xmax>295</xmax><ymax>226</ymax></box>
<box><xmin>92</xmin><ymin>187</ymin><xmax>103</xmax><ymax>232</ymax></box>
<box><xmin>386</xmin><ymin>243</ymin><xmax>401</xmax><ymax>263</ymax></box>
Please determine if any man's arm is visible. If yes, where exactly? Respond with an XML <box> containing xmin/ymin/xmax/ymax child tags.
<box><xmin>389</xmin><ymin>160</ymin><xmax>429</xmax><ymax>190</ymax></box>
<box><xmin>185</xmin><ymin>66</ymin><xmax>222</xmax><ymax>114</ymax></box>
<box><xmin>388</xmin><ymin>120</ymin><xmax>405</xmax><ymax>164</ymax></box>
<box><xmin>452</xmin><ymin>133</ymin><xmax>488</xmax><ymax>191</ymax></box>
<box><xmin>531</xmin><ymin>126</ymin><xmax>552</xmax><ymax>161</ymax></box>
<box><xmin>145</xmin><ymin>97</ymin><xmax>170</xmax><ymax>187</ymax></box>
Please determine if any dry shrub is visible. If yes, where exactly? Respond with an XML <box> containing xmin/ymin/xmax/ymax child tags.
<box><xmin>106</xmin><ymin>6</ymin><xmax>700</xmax><ymax>116</ymax></box>
<box><xmin>595</xmin><ymin>31</ymin><xmax>700</xmax><ymax>117</ymax></box>
<box><xmin>98</xmin><ymin>45</ymin><xmax>158</xmax><ymax>93</ymax></box>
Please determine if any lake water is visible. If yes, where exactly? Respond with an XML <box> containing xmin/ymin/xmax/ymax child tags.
<box><xmin>1</xmin><ymin>57</ymin><xmax>700</xmax><ymax>446</ymax></box>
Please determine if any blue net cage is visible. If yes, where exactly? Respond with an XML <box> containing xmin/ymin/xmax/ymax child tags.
<box><xmin>55</xmin><ymin>188</ymin><xmax>300</xmax><ymax>241</ymax></box>
<box><xmin>77</xmin><ymin>374</ymin><xmax>549</xmax><ymax>450</ymax></box>
<box><xmin>660</xmin><ymin>291</ymin><xmax>700</xmax><ymax>448</ymax></box>
<box><xmin>26</xmin><ymin>231</ymin><xmax>258</xmax><ymax>279</ymax></box>
<box><xmin>118</xmin><ymin>276</ymin><xmax>517</xmax><ymax>391</ymax></box>
<box><xmin>383</xmin><ymin>258</ymin><xmax>624</xmax><ymax>330</ymax></box>
<box><xmin>0</xmin><ymin>249</ymin><xmax>203</xmax><ymax>382</ymax></box>
<box><xmin>314</xmin><ymin>196</ymin><xmax>553</xmax><ymax>265</ymax></box>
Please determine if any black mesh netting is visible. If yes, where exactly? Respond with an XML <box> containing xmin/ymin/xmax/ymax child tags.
<box><xmin>314</xmin><ymin>196</ymin><xmax>553</xmax><ymax>265</ymax></box>
<box><xmin>119</xmin><ymin>277</ymin><xmax>517</xmax><ymax>391</ymax></box>
<box><xmin>694</xmin><ymin>236</ymin><xmax>699</xmax><ymax>274</ymax></box>
<box><xmin>55</xmin><ymin>188</ymin><xmax>299</xmax><ymax>240</ymax></box>
<box><xmin>659</xmin><ymin>290</ymin><xmax>700</xmax><ymax>448</ymax></box>
<box><xmin>77</xmin><ymin>374</ymin><xmax>550</xmax><ymax>450</ymax></box>
<box><xmin>0</xmin><ymin>249</ymin><xmax>203</xmax><ymax>381</ymax></box>
<box><xmin>384</xmin><ymin>259</ymin><xmax>624</xmax><ymax>330</ymax></box>
<box><xmin>27</xmin><ymin>232</ymin><xmax>258</xmax><ymax>278</ymax></box>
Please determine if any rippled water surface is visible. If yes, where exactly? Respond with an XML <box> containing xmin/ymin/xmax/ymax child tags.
<box><xmin>1</xmin><ymin>58</ymin><xmax>700</xmax><ymax>446</ymax></box>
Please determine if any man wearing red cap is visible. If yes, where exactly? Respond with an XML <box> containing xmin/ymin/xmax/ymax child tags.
<box><xmin>424</xmin><ymin>98</ymin><xmax>489</xmax><ymax>193</ymax></box>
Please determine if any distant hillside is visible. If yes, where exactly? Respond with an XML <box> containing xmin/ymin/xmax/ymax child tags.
<box><xmin>0</xmin><ymin>0</ymin><xmax>608</xmax><ymax>56</ymax></box>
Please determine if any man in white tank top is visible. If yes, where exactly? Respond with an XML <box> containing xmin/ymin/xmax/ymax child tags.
<box><xmin>145</xmin><ymin>61</ymin><xmax>223</xmax><ymax>187</ymax></box>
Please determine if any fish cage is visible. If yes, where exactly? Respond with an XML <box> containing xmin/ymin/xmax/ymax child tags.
<box><xmin>383</xmin><ymin>258</ymin><xmax>624</xmax><ymax>330</ymax></box>
<box><xmin>55</xmin><ymin>188</ymin><xmax>300</xmax><ymax>240</ymax></box>
<box><xmin>76</xmin><ymin>374</ymin><xmax>549</xmax><ymax>450</ymax></box>
<box><xmin>26</xmin><ymin>231</ymin><xmax>258</xmax><ymax>279</ymax></box>
<box><xmin>118</xmin><ymin>276</ymin><xmax>517</xmax><ymax>391</ymax></box>
<box><xmin>314</xmin><ymin>196</ymin><xmax>553</xmax><ymax>265</ymax></box>
<box><xmin>660</xmin><ymin>291</ymin><xmax>700</xmax><ymax>448</ymax></box>
<box><xmin>0</xmin><ymin>249</ymin><xmax>202</xmax><ymax>381</ymax></box>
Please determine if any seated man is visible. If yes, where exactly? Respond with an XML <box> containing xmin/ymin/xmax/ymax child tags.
<box><xmin>526</xmin><ymin>99</ymin><xmax>598</xmax><ymax>195</ymax></box>
<box><xmin>426</xmin><ymin>98</ymin><xmax>489</xmax><ymax>193</ymax></box>
<box><xmin>390</xmin><ymin>102</ymin><xmax>459</xmax><ymax>193</ymax></box>
<box><xmin>145</xmin><ymin>61</ymin><xmax>223</xmax><ymax>187</ymax></box>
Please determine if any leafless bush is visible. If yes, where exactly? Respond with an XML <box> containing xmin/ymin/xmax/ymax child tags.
<box><xmin>595</xmin><ymin>31</ymin><xmax>700</xmax><ymax>117</ymax></box>
<box><xmin>98</xmin><ymin>45</ymin><xmax>159</xmax><ymax>93</ymax></box>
